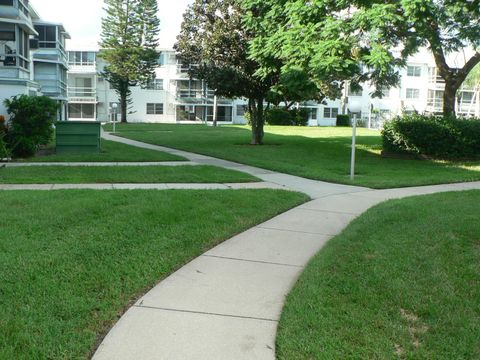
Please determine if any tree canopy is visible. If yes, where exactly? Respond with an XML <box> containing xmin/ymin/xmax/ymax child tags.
<box><xmin>176</xmin><ymin>0</ymin><xmax>324</xmax><ymax>144</ymax></box>
<box><xmin>243</xmin><ymin>0</ymin><xmax>480</xmax><ymax>116</ymax></box>
<box><xmin>99</xmin><ymin>0</ymin><xmax>160</xmax><ymax>122</ymax></box>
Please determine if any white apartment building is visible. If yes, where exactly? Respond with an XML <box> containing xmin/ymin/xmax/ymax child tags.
<box><xmin>0</xmin><ymin>0</ymin><xmax>69</xmax><ymax>120</ymax></box>
<box><xmin>67</xmin><ymin>48</ymin><xmax>480</xmax><ymax>127</ymax></box>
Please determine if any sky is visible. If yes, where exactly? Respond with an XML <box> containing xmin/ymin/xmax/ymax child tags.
<box><xmin>30</xmin><ymin>0</ymin><xmax>194</xmax><ymax>50</ymax></box>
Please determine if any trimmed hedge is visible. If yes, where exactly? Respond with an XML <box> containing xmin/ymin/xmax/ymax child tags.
<box><xmin>382</xmin><ymin>114</ymin><xmax>480</xmax><ymax>159</ymax></box>
<box><xmin>336</xmin><ymin>114</ymin><xmax>350</xmax><ymax>126</ymax></box>
<box><xmin>265</xmin><ymin>107</ymin><xmax>309</xmax><ymax>126</ymax></box>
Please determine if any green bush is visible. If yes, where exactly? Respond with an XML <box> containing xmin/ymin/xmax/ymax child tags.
<box><xmin>382</xmin><ymin>113</ymin><xmax>480</xmax><ymax>159</ymax></box>
<box><xmin>265</xmin><ymin>107</ymin><xmax>309</xmax><ymax>126</ymax></box>
<box><xmin>4</xmin><ymin>95</ymin><xmax>58</xmax><ymax>158</ymax></box>
<box><xmin>336</xmin><ymin>114</ymin><xmax>350</xmax><ymax>126</ymax></box>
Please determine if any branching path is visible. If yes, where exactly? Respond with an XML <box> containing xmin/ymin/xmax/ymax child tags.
<box><xmin>88</xmin><ymin>132</ymin><xmax>480</xmax><ymax>360</ymax></box>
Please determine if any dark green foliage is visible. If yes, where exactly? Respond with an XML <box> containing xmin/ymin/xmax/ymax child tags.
<box><xmin>336</xmin><ymin>114</ymin><xmax>350</xmax><ymax>127</ymax></box>
<box><xmin>243</xmin><ymin>0</ymin><xmax>480</xmax><ymax>116</ymax></box>
<box><xmin>99</xmin><ymin>0</ymin><xmax>160</xmax><ymax>122</ymax></box>
<box><xmin>176</xmin><ymin>0</ymin><xmax>272</xmax><ymax>144</ymax></box>
<box><xmin>382</xmin><ymin>114</ymin><xmax>480</xmax><ymax>159</ymax></box>
<box><xmin>3</xmin><ymin>95</ymin><xmax>57</xmax><ymax>158</ymax></box>
<box><xmin>265</xmin><ymin>107</ymin><xmax>309</xmax><ymax>126</ymax></box>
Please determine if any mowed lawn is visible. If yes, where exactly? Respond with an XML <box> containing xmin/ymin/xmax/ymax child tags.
<box><xmin>277</xmin><ymin>190</ymin><xmax>480</xmax><ymax>359</ymax></box>
<box><xmin>104</xmin><ymin>123</ymin><xmax>480</xmax><ymax>188</ymax></box>
<box><xmin>19</xmin><ymin>139</ymin><xmax>185</xmax><ymax>162</ymax></box>
<box><xmin>0</xmin><ymin>189</ymin><xmax>307</xmax><ymax>359</ymax></box>
<box><xmin>0</xmin><ymin>165</ymin><xmax>258</xmax><ymax>184</ymax></box>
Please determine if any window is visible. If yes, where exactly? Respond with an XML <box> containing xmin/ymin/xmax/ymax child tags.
<box><xmin>406</xmin><ymin>88</ymin><xmax>420</xmax><ymax>99</ymax></box>
<box><xmin>68</xmin><ymin>103</ymin><xmax>95</xmax><ymax>119</ymax></box>
<box><xmin>0</xmin><ymin>0</ymin><xmax>14</xmax><ymax>5</ymax></box>
<box><xmin>0</xmin><ymin>23</ymin><xmax>15</xmax><ymax>41</ymax></box>
<box><xmin>323</xmin><ymin>107</ymin><xmax>338</xmax><ymax>118</ymax></box>
<box><xmin>146</xmin><ymin>103</ymin><xmax>164</xmax><ymax>115</ymax></box>
<box><xmin>458</xmin><ymin>91</ymin><xmax>474</xmax><ymax>103</ymax></box>
<box><xmin>157</xmin><ymin>53</ymin><xmax>166</xmax><ymax>66</ymax></box>
<box><xmin>35</xmin><ymin>25</ymin><xmax>57</xmax><ymax>48</ymax></box>
<box><xmin>309</xmin><ymin>108</ymin><xmax>317</xmax><ymax>120</ymax></box>
<box><xmin>236</xmin><ymin>105</ymin><xmax>246</xmax><ymax>116</ymax></box>
<box><xmin>145</xmin><ymin>79</ymin><xmax>164</xmax><ymax>90</ymax></box>
<box><xmin>407</xmin><ymin>65</ymin><xmax>422</xmax><ymax>77</ymax></box>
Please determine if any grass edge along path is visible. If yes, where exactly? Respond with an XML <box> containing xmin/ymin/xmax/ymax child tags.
<box><xmin>0</xmin><ymin>189</ymin><xmax>308</xmax><ymax>359</ymax></box>
<box><xmin>103</xmin><ymin>124</ymin><xmax>480</xmax><ymax>189</ymax></box>
<box><xmin>17</xmin><ymin>139</ymin><xmax>186</xmax><ymax>163</ymax></box>
<box><xmin>276</xmin><ymin>190</ymin><xmax>480</xmax><ymax>359</ymax></box>
<box><xmin>0</xmin><ymin>165</ymin><xmax>259</xmax><ymax>184</ymax></box>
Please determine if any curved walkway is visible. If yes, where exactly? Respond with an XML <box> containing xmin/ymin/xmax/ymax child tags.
<box><xmin>87</xmin><ymin>133</ymin><xmax>480</xmax><ymax>360</ymax></box>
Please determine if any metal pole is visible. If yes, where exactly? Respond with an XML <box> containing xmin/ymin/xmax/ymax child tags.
<box><xmin>113</xmin><ymin>110</ymin><xmax>116</xmax><ymax>134</ymax></box>
<box><xmin>350</xmin><ymin>114</ymin><xmax>357</xmax><ymax>180</ymax></box>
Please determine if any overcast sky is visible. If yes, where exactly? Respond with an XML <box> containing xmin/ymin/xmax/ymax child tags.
<box><xmin>30</xmin><ymin>0</ymin><xmax>193</xmax><ymax>50</ymax></box>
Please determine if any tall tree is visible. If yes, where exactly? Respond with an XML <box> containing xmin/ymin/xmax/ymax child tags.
<box><xmin>244</xmin><ymin>0</ymin><xmax>480</xmax><ymax>117</ymax></box>
<box><xmin>99</xmin><ymin>0</ymin><xmax>160</xmax><ymax>122</ymax></box>
<box><xmin>176</xmin><ymin>0</ymin><xmax>273</xmax><ymax>144</ymax></box>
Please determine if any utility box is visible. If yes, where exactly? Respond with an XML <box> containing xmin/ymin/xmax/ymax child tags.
<box><xmin>56</xmin><ymin>121</ymin><xmax>101</xmax><ymax>154</ymax></box>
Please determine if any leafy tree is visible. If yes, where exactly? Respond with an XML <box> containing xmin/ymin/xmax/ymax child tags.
<box><xmin>267</xmin><ymin>68</ymin><xmax>325</xmax><ymax>109</ymax></box>
<box><xmin>99</xmin><ymin>0</ymin><xmax>160</xmax><ymax>122</ymax></box>
<box><xmin>244</xmin><ymin>0</ymin><xmax>480</xmax><ymax>117</ymax></box>
<box><xmin>176</xmin><ymin>0</ymin><xmax>274</xmax><ymax>144</ymax></box>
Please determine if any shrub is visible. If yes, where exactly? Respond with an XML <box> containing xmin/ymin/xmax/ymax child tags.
<box><xmin>265</xmin><ymin>107</ymin><xmax>309</xmax><ymax>126</ymax></box>
<box><xmin>336</xmin><ymin>114</ymin><xmax>350</xmax><ymax>126</ymax></box>
<box><xmin>3</xmin><ymin>95</ymin><xmax>57</xmax><ymax>158</ymax></box>
<box><xmin>382</xmin><ymin>113</ymin><xmax>480</xmax><ymax>159</ymax></box>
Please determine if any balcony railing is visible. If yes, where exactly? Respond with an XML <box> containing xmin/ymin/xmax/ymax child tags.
<box><xmin>68</xmin><ymin>86</ymin><xmax>97</xmax><ymax>103</ymax></box>
<box><xmin>36</xmin><ymin>79</ymin><xmax>67</xmax><ymax>97</ymax></box>
<box><xmin>176</xmin><ymin>89</ymin><xmax>215</xmax><ymax>99</ymax></box>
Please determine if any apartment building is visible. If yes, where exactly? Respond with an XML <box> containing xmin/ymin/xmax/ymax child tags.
<box><xmin>67</xmin><ymin>48</ymin><xmax>480</xmax><ymax>127</ymax></box>
<box><xmin>0</xmin><ymin>0</ymin><xmax>69</xmax><ymax>119</ymax></box>
<box><xmin>0</xmin><ymin>0</ymin><xmax>39</xmax><ymax>116</ymax></box>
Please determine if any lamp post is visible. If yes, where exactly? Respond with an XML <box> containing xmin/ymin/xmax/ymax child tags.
<box><xmin>112</xmin><ymin>103</ymin><xmax>118</xmax><ymax>133</ymax></box>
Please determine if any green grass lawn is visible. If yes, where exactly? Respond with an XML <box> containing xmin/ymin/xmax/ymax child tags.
<box><xmin>0</xmin><ymin>189</ymin><xmax>308</xmax><ymax>359</ymax></box>
<box><xmin>276</xmin><ymin>190</ymin><xmax>480</xmax><ymax>359</ymax></box>
<box><xmin>0</xmin><ymin>165</ymin><xmax>258</xmax><ymax>184</ymax></box>
<box><xmin>19</xmin><ymin>139</ymin><xmax>185</xmax><ymax>162</ymax></box>
<box><xmin>104</xmin><ymin>123</ymin><xmax>480</xmax><ymax>188</ymax></box>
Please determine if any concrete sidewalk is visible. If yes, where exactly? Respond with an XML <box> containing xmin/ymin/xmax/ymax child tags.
<box><xmin>91</xmin><ymin>133</ymin><xmax>480</xmax><ymax>360</ymax></box>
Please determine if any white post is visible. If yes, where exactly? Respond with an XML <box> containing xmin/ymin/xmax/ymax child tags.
<box><xmin>350</xmin><ymin>114</ymin><xmax>357</xmax><ymax>180</ymax></box>
<box><xmin>112</xmin><ymin>103</ymin><xmax>118</xmax><ymax>134</ymax></box>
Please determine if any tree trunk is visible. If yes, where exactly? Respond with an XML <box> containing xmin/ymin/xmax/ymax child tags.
<box><xmin>443</xmin><ymin>81</ymin><xmax>457</xmax><ymax>117</ymax></box>
<box><xmin>248</xmin><ymin>97</ymin><xmax>265</xmax><ymax>145</ymax></box>
<box><xmin>120</xmin><ymin>91</ymin><xmax>128</xmax><ymax>123</ymax></box>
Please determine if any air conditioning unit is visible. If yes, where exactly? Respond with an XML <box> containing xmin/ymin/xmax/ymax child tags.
<box><xmin>29</xmin><ymin>38</ymin><xmax>39</xmax><ymax>50</ymax></box>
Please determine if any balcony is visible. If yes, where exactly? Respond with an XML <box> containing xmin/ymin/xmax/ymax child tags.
<box><xmin>0</xmin><ymin>0</ymin><xmax>30</xmax><ymax>20</ymax></box>
<box><xmin>68</xmin><ymin>86</ymin><xmax>97</xmax><ymax>103</ymax></box>
<box><xmin>0</xmin><ymin>53</ymin><xmax>30</xmax><ymax>79</ymax></box>
<box><xmin>68</xmin><ymin>62</ymin><xmax>97</xmax><ymax>74</ymax></box>
<box><xmin>35</xmin><ymin>78</ymin><xmax>67</xmax><ymax>98</ymax></box>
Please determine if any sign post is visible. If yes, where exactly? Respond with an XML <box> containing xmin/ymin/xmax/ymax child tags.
<box><xmin>112</xmin><ymin>103</ymin><xmax>118</xmax><ymax>134</ymax></box>
<box><xmin>350</xmin><ymin>114</ymin><xmax>357</xmax><ymax>180</ymax></box>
